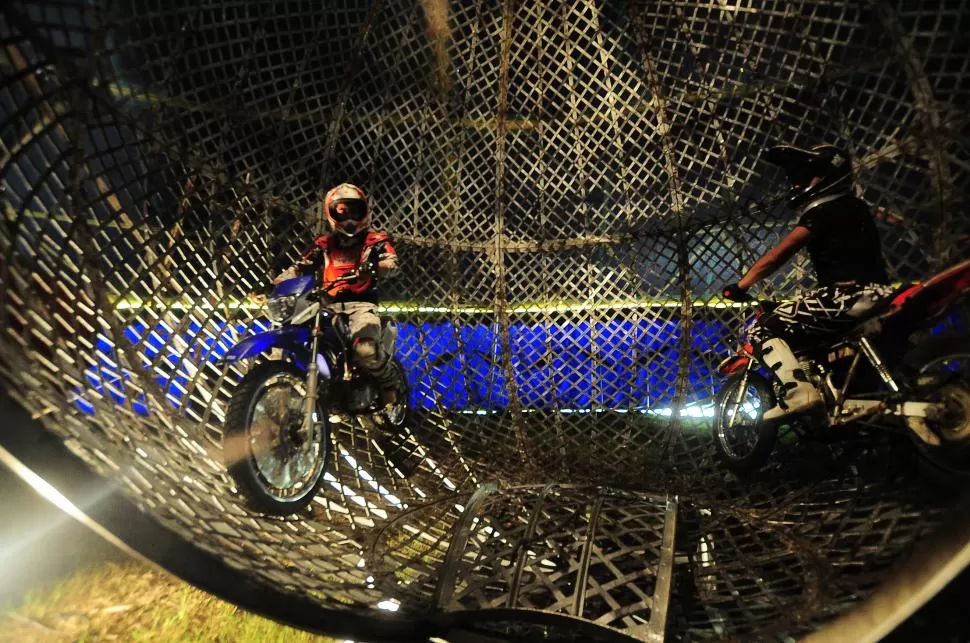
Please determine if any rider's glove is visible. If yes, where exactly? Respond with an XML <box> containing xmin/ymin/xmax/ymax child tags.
<box><xmin>358</xmin><ymin>258</ymin><xmax>376</xmax><ymax>280</ymax></box>
<box><xmin>358</xmin><ymin>246</ymin><xmax>378</xmax><ymax>279</ymax></box>
<box><xmin>722</xmin><ymin>282</ymin><xmax>753</xmax><ymax>302</ymax></box>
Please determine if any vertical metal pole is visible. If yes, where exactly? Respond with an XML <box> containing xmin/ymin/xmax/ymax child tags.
<box><xmin>644</xmin><ymin>497</ymin><xmax>678</xmax><ymax>643</ymax></box>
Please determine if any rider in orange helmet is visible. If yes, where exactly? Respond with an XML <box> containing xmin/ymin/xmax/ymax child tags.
<box><xmin>276</xmin><ymin>183</ymin><xmax>401</xmax><ymax>414</ymax></box>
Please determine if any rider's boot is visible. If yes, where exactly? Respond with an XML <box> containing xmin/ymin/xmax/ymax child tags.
<box><xmin>374</xmin><ymin>358</ymin><xmax>404</xmax><ymax>425</ymax></box>
<box><xmin>380</xmin><ymin>386</ymin><xmax>403</xmax><ymax>425</ymax></box>
<box><xmin>761</xmin><ymin>337</ymin><xmax>822</xmax><ymax>421</ymax></box>
<box><xmin>354</xmin><ymin>337</ymin><xmax>404</xmax><ymax>422</ymax></box>
<box><xmin>380</xmin><ymin>386</ymin><xmax>398</xmax><ymax>408</ymax></box>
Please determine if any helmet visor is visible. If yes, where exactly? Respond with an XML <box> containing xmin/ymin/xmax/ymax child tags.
<box><xmin>329</xmin><ymin>198</ymin><xmax>367</xmax><ymax>222</ymax></box>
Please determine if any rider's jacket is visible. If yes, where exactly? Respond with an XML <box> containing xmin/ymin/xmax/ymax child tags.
<box><xmin>796</xmin><ymin>193</ymin><xmax>889</xmax><ymax>287</ymax></box>
<box><xmin>298</xmin><ymin>232</ymin><xmax>398</xmax><ymax>304</ymax></box>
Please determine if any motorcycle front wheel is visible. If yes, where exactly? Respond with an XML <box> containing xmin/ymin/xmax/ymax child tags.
<box><xmin>712</xmin><ymin>371</ymin><xmax>777</xmax><ymax>470</ymax></box>
<box><xmin>384</xmin><ymin>357</ymin><xmax>411</xmax><ymax>428</ymax></box>
<box><xmin>223</xmin><ymin>361</ymin><xmax>330</xmax><ymax>515</ymax></box>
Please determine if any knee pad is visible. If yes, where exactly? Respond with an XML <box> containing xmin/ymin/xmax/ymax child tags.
<box><xmin>353</xmin><ymin>338</ymin><xmax>381</xmax><ymax>367</ymax></box>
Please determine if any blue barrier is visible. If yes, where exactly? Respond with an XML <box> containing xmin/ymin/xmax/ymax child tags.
<box><xmin>73</xmin><ymin>307</ymin><xmax>965</xmax><ymax>418</ymax></box>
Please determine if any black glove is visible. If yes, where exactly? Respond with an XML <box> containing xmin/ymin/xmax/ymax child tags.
<box><xmin>358</xmin><ymin>257</ymin><xmax>376</xmax><ymax>279</ymax></box>
<box><xmin>359</xmin><ymin>245</ymin><xmax>380</xmax><ymax>278</ymax></box>
<box><xmin>721</xmin><ymin>282</ymin><xmax>753</xmax><ymax>302</ymax></box>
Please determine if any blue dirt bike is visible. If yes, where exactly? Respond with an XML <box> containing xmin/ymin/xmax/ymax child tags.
<box><xmin>220</xmin><ymin>271</ymin><xmax>408</xmax><ymax>515</ymax></box>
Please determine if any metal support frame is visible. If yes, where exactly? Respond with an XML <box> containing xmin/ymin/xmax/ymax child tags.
<box><xmin>831</xmin><ymin>349</ymin><xmax>863</xmax><ymax>417</ymax></box>
<box><xmin>2</xmin><ymin>2</ymin><xmax>967</xmax><ymax>643</ymax></box>
<box><xmin>643</xmin><ymin>497</ymin><xmax>678</xmax><ymax>643</ymax></box>
<box><xmin>434</xmin><ymin>482</ymin><xmax>500</xmax><ymax>610</ymax></box>
<box><xmin>572</xmin><ymin>496</ymin><xmax>605</xmax><ymax>617</ymax></box>
<box><xmin>506</xmin><ymin>483</ymin><xmax>556</xmax><ymax>608</ymax></box>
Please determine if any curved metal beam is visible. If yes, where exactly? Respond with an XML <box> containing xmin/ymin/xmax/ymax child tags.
<box><xmin>506</xmin><ymin>483</ymin><xmax>557</xmax><ymax>608</ymax></box>
<box><xmin>802</xmin><ymin>493</ymin><xmax>970</xmax><ymax>643</ymax></box>
<box><xmin>868</xmin><ymin>0</ymin><xmax>954</xmax><ymax>268</ymax></box>
<box><xmin>572</xmin><ymin>494</ymin><xmax>605</xmax><ymax>617</ymax></box>
<box><xmin>433</xmin><ymin>481</ymin><xmax>500</xmax><ymax>610</ymax></box>
<box><xmin>437</xmin><ymin>606</ymin><xmax>643</xmax><ymax>643</ymax></box>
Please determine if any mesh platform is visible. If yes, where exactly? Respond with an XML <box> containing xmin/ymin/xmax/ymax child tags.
<box><xmin>1</xmin><ymin>0</ymin><xmax>969</xmax><ymax>640</ymax></box>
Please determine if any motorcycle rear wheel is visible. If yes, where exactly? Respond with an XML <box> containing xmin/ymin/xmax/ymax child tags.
<box><xmin>712</xmin><ymin>371</ymin><xmax>777</xmax><ymax>470</ymax></box>
<box><xmin>223</xmin><ymin>361</ymin><xmax>331</xmax><ymax>515</ymax></box>
<box><xmin>903</xmin><ymin>335</ymin><xmax>970</xmax><ymax>480</ymax></box>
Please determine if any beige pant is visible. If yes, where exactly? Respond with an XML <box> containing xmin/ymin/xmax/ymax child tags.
<box><xmin>330</xmin><ymin>301</ymin><xmax>382</xmax><ymax>344</ymax></box>
<box><xmin>330</xmin><ymin>302</ymin><xmax>397</xmax><ymax>390</ymax></box>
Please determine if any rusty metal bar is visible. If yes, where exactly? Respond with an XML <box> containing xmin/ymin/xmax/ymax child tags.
<box><xmin>644</xmin><ymin>497</ymin><xmax>678</xmax><ymax>643</ymax></box>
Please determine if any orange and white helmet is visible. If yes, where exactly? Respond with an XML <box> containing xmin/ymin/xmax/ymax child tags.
<box><xmin>324</xmin><ymin>183</ymin><xmax>370</xmax><ymax>237</ymax></box>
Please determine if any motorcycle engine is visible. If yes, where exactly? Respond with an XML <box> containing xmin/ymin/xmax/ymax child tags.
<box><xmin>343</xmin><ymin>381</ymin><xmax>379</xmax><ymax>412</ymax></box>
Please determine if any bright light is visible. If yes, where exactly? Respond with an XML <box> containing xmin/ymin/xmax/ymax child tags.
<box><xmin>0</xmin><ymin>446</ymin><xmax>137</xmax><ymax>566</ymax></box>
<box><xmin>376</xmin><ymin>599</ymin><xmax>400</xmax><ymax>611</ymax></box>
<box><xmin>457</xmin><ymin>406</ymin><xmax>716</xmax><ymax>418</ymax></box>
<box><xmin>2</xmin><ymin>455</ymin><xmax>87</xmax><ymax>518</ymax></box>
<box><xmin>339</xmin><ymin>447</ymin><xmax>406</xmax><ymax>509</ymax></box>
<box><xmin>645</xmin><ymin>404</ymin><xmax>716</xmax><ymax>419</ymax></box>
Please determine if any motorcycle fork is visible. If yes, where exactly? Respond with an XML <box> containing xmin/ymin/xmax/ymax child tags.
<box><xmin>301</xmin><ymin>310</ymin><xmax>323</xmax><ymax>435</ymax></box>
<box><xmin>726</xmin><ymin>363</ymin><xmax>752</xmax><ymax>429</ymax></box>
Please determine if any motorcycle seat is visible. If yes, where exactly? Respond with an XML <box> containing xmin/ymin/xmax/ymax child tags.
<box><xmin>848</xmin><ymin>283</ymin><xmax>915</xmax><ymax>323</ymax></box>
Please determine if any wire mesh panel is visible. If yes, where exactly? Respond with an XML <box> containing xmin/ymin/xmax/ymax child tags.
<box><xmin>1</xmin><ymin>0</ymin><xmax>968</xmax><ymax>641</ymax></box>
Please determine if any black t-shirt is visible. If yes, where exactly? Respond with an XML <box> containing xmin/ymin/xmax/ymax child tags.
<box><xmin>797</xmin><ymin>195</ymin><xmax>889</xmax><ymax>286</ymax></box>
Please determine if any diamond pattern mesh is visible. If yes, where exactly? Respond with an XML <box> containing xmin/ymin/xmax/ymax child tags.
<box><xmin>1</xmin><ymin>0</ymin><xmax>968</xmax><ymax>641</ymax></box>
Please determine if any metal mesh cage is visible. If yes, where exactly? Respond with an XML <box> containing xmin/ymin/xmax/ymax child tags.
<box><xmin>1</xmin><ymin>0</ymin><xmax>969</xmax><ymax>640</ymax></box>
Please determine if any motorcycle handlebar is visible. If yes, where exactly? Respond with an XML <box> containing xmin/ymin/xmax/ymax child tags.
<box><xmin>328</xmin><ymin>272</ymin><xmax>361</xmax><ymax>286</ymax></box>
<box><xmin>722</xmin><ymin>293</ymin><xmax>778</xmax><ymax>314</ymax></box>
<box><xmin>316</xmin><ymin>270</ymin><xmax>375</xmax><ymax>295</ymax></box>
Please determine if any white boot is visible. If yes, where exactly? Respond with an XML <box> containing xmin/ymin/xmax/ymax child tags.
<box><xmin>761</xmin><ymin>338</ymin><xmax>822</xmax><ymax>421</ymax></box>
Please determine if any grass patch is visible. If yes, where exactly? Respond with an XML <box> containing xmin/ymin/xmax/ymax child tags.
<box><xmin>1</xmin><ymin>561</ymin><xmax>339</xmax><ymax>642</ymax></box>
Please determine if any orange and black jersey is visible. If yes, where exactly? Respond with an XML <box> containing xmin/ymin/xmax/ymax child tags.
<box><xmin>298</xmin><ymin>232</ymin><xmax>397</xmax><ymax>304</ymax></box>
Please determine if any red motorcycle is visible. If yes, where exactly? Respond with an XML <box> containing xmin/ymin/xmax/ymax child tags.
<box><xmin>713</xmin><ymin>260</ymin><xmax>970</xmax><ymax>474</ymax></box>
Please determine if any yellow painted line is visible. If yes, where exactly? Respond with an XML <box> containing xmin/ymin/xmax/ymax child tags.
<box><xmin>111</xmin><ymin>298</ymin><xmax>754</xmax><ymax>314</ymax></box>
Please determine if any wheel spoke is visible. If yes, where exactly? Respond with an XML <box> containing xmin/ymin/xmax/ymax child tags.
<box><xmin>717</xmin><ymin>377</ymin><xmax>769</xmax><ymax>461</ymax></box>
<box><xmin>243</xmin><ymin>371</ymin><xmax>327</xmax><ymax>501</ymax></box>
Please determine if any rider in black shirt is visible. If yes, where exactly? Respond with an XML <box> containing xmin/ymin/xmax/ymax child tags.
<box><xmin>798</xmin><ymin>193</ymin><xmax>889</xmax><ymax>286</ymax></box>
<box><xmin>722</xmin><ymin>144</ymin><xmax>893</xmax><ymax>420</ymax></box>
